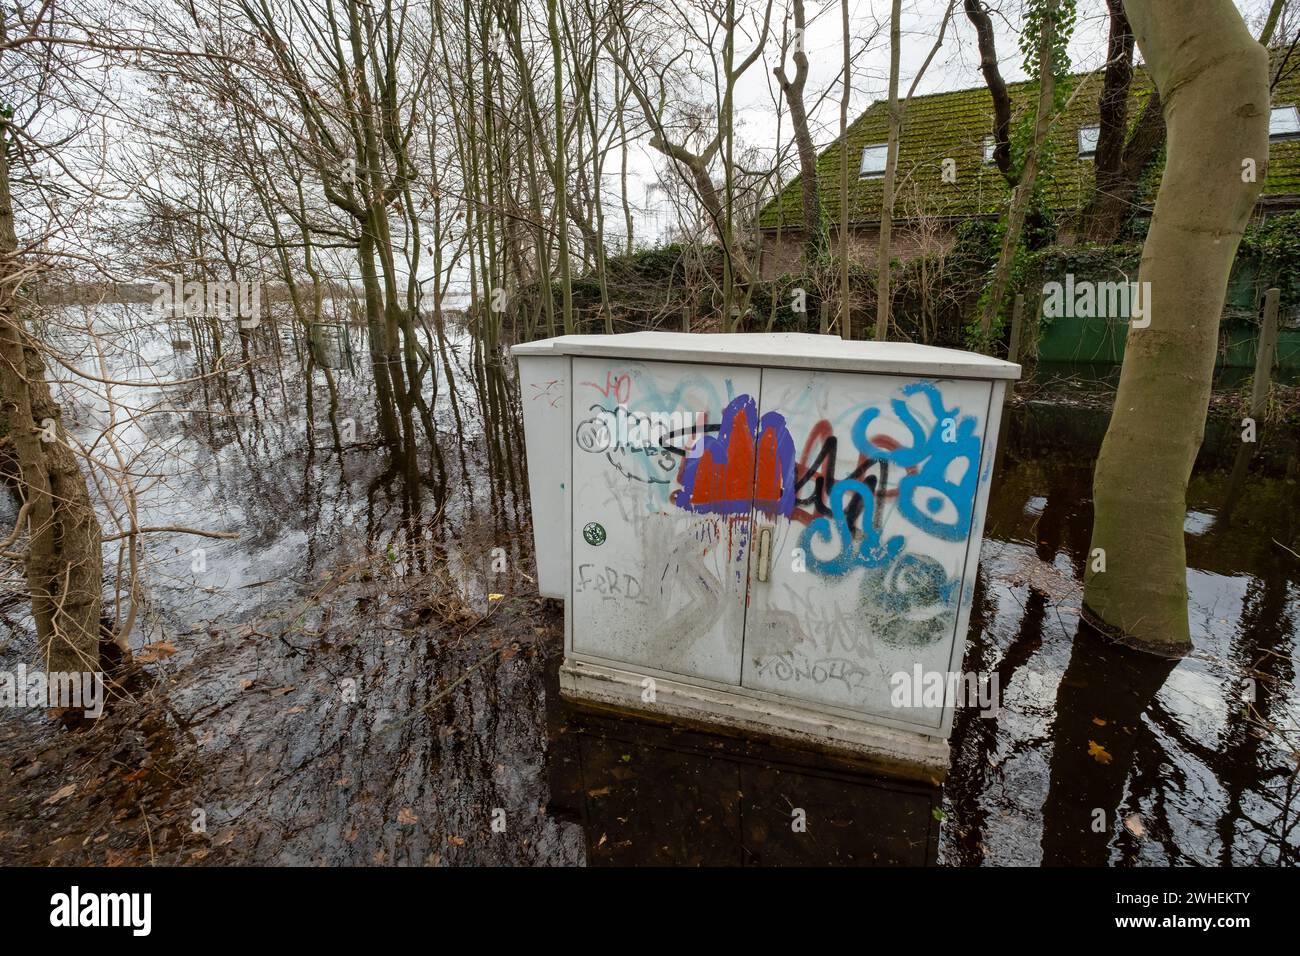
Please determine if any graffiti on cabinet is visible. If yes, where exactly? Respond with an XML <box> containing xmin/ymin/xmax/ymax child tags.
<box><xmin>796</xmin><ymin>382</ymin><xmax>981</xmax><ymax>575</ymax></box>
<box><xmin>527</xmin><ymin>377</ymin><xmax>565</xmax><ymax>408</ymax></box>
<box><xmin>672</xmin><ymin>394</ymin><xmax>795</xmax><ymax>517</ymax></box>
<box><xmin>575</xmin><ymin>375</ymin><xmax>982</xmax><ymax>571</ymax></box>
<box><xmin>576</xmin><ymin>370</ymin><xmax>724</xmax><ymax>503</ymax></box>
<box><xmin>575</xmin><ymin>369</ymin><xmax>984</xmax><ymax>675</ymax></box>
<box><xmin>754</xmin><ymin>652</ymin><xmax>875</xmax><ymax>694</ymax></box>
<box><xmin>575</xmin><ymin>563</ymin><xmax>648</xmax><ymax>604</ymax></box>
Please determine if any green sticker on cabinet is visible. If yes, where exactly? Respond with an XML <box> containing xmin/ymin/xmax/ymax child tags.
<box><xmin>583</xmin><ymin>522</ymin><xmax>606</xmax><ymax>546</ymax></box>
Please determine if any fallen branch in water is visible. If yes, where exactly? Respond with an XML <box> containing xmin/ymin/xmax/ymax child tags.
<box><xmin>101</xmin><ymin>526</ymin><xmax>241</xmax><ymax>542</ymax></box>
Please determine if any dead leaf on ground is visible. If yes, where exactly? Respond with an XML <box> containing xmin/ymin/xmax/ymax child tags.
<box><xmin>1124</xmin><ymin>813</ymin><xmax>1146</xmax><ymax>838</ymax></box>
<box><xmin>44</xmin><ymin>784</ymin><xmax>76</xmax><ymax>806</ymax></box>
<box><xmin>1088</xmin><ymin>740</ymin><xmax>1113</xmax><ymax>765</ymax></box>
<box><xmin>136</xmin><ymin>641</ymin><xmax>177</xmax><ymax>662</ymax></box>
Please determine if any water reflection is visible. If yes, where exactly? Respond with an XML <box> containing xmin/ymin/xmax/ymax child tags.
<box><xmin>1040</xmin><ymin>626</ymin><xmax>1178</xmax><ymax>865</ymax></box>
<box><xmin>955</xmin><ymin>394</ymin><xmax>1300</xmax><ymax>865</ymax></box>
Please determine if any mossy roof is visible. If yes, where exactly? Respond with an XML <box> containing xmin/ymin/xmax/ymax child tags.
<box><xmin>758</xmin><ymin>61</ymin><xmax>1300</xmax><ymax>230</ymax></box>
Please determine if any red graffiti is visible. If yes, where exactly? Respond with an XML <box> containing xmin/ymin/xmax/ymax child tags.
<box><xmin>683</xmin><ymin>403</ymin><xmax>756</xmax><ymax>512</ymax></box>
<box><xmin>581</xmin><ymin>370</ymin><xmax>631</xmax><ymax>405</ymax></box>
<box><xmin>754</xmin><ymin>418</ymin><xmax>788</xmax><ymax>512</ymax></box>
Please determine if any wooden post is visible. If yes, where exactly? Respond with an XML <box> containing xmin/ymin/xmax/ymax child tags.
<box><xmin>1223</xmin><ymin>288</ymin><xmax>1280</xmax><ymax>523</ymax></box>
<box><xmin>819</xmin><ymin>300</ymin><xmax>829</xmax><ymax>335</ymax></box>
<box><xmin>1007</xmin><ymin>294</ymin><xmax>1026</xmax><ymax>363</ymax></box>
<box><xmin>1004</xmin><ymin>293</ymin><xmax>1025</xmax><ymax>405</ymax></box>
<box><xmin>1250</xmin><ymin>287</ymin><xmax>1280</xmax><ymax>419</ymax></box>
<box><xmin>681</xmin><ymin>302</ymin><xmax>690</xmax><ymax>333</ymax></box>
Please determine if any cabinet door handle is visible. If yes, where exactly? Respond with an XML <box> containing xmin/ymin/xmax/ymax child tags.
<box><xmin>756</xmin><ymin>527</ymin><xmax>772</xmax><ymax>583</ymax></box>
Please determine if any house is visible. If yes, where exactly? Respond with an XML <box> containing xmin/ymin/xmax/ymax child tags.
<box><xmin>756</xmin><ymin>63</ymin><xmax>1300</xmax><ymax>281</ymax></box>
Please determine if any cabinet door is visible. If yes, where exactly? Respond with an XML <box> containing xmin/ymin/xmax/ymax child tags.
<box><xmin>570</xmin><ymin>357</ymin><xmax>763</xmax><ymax>685</ymax></box>
<box><xmin>741</xmin><ymin>368</ymin><xmax>993</xmax><ymax>729</ymax></box>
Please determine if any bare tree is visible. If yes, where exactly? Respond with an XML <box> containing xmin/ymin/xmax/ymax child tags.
<box><xmin>873</xmin><ymin>0</ymin><xmax>955</xmax><ymax>341</ymax></box>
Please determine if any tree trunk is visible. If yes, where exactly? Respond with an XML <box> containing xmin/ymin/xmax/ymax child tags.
<box><xmin>838</xmin><ymin>0</ymin><xmax>851</xmax><ymax>340</ymax></box>
<box><xmin>964</xmin><ymin>0</ymin><xmax>1016</xmax><ymax>185</ymax></box>
<box><xmin>1079</xmin><ymin>89</ymin><xmax>1165</xmax><ymax>244</ymax></box>
<box><xmin>874</xmin><ymin>0</ymin><xmax>902</xmax><ymax>341</ymax></box>
<box><xmin>1076</xmin><ymin>0</ymin><xmax>1168</xmax><ymax>247</ymax></box>
<box><xmin>547</xmin><ymin>0</ymin><xmax>575</xmax><ymax>334</ymax></box>
<box><xmin>978</xmin><ymin>0</ymin><xmax>1057</xmax><ymax>339</ymax></box>
<box><xmin>1079</xmin><ymin>0</ymin><xmax>1135</xmax><ymax>241</ymax></box>
<box><xmin>774</xmin><ymin>0</ymin><xmax>825</xmax><ymax>268</ymax></box>
<box><xmin>0</xmin><ymin>137</ymin><xmax>103</xmax><ymax>674</ymax></box>
<box><xmin>1083</xmin><ymin>0</ymin><xmax>1269</xmax><ymax>655</ymax></box>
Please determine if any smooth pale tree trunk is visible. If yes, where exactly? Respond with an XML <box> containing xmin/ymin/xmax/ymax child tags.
<box><xmin>1084</xmin><ymin>0</ymin><xmax>1269</xmax><ymax>655</ymax></box>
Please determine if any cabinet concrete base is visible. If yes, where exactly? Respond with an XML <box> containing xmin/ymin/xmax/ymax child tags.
<box><xmin>559</xmin><ymin>658</ymin><xmax>950</xmax><ymax>784</ymax></box>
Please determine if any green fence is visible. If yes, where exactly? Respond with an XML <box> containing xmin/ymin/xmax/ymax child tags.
<box><xmin>1033</xmin><ymin>257</ymin><xmax>1300</xmax><ymax>370</ymax></box>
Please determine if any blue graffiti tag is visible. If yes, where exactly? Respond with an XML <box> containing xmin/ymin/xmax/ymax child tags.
<box><xmin>852</xmin><ymin>381</ymin><xmax>981</xmax><ymax>542</ymax></box>
<box><xmin>799</xmin><ymin>478</ymin><xmax>905</xmax><ymax>576</ymax></box>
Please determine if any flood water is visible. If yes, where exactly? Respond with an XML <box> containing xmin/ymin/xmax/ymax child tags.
<box><xmin>1</xmin><ymin>317</ymin><xmax>1296</xmax><ymax>866</ymax></box>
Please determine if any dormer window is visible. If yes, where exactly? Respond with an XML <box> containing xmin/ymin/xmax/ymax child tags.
<box><xmin>1270</xmin><ymin>105</ymin><xmax>1300</xmax><ymax>140</ymax></box>
<box><xmin>859</xmin><ymin>144</ymin><xmax>887</xmax><ymax>178</ymax></box>
<box><xmin>1078</xmin><ymin>124</ymin><xmax>1100</xmax><ymax>159</ymax></box>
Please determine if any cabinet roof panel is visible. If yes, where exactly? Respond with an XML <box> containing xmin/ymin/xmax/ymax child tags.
<box><xmin>513</xmin><ymin>332</ymin><xmax>1022</xmax><ymax>381</ymax></box>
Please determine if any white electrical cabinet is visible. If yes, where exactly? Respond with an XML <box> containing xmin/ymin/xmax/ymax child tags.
<box><xmin>514</xmin><ymin>332</ymin><xmax>1019</xmax><ymax>781</ymax></box>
